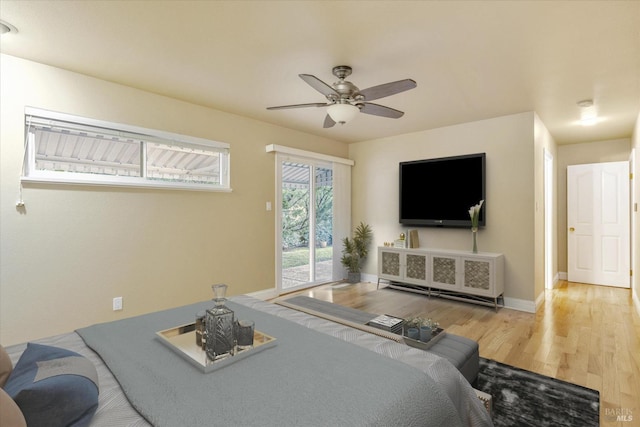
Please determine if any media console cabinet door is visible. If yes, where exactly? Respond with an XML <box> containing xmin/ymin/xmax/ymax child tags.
<box><xmin>404</xmin><ymin>252</ymin><xmax>429</xmax><ymax>286</ymax></box>
<box><xmin>430</xmin><ymin>254</ymin><xmax>460</xmax><ymax>291</ymax></box>
<box><xmin>378</xmin><ymin>248</ymin><xmax>403</xmax><ymax>281</ymax></box>
<box><xmin>461</xmin><ymin>257</ymin><xmax>495</xmax><ymax>297</ymax></box>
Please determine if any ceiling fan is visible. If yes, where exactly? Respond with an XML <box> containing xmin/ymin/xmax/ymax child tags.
<box><xmin>267</xmin><ymin>65</ymin><xmax>417</xmax><ymax>128</ymax></box>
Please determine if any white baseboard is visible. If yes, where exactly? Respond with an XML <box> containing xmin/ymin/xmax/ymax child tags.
<box><xmin>247</xmin><ymin>288</ymin><xmax>278</xmax><ymax>301</ymax></box>
<box><xmin>536</xmin><ymin>291</ymin><xmax>546</xmax><ymax>310</ymax></box>
<box><xmin>361</xmin><ymin>272</ymin><xmax>378</xmax><ymax>285</ymax></box>
<box><xmin>549</xmin><ymin>273</ymin><xmax>561</xmax><ymax>289</ymax></box>
<box><xmin>503</xmin><ymin>297</ymin><xmax>536</xmax><ymax>313</ymax></box>
<box><xmin>558</xmin><ymin>271</ymin><xmax>568</xmax><ymax>281</ymax></box>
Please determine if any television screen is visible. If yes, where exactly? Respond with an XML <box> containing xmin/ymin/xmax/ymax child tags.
<box><xmin>399</xmin><ymin>153</ymin><xmax>486</xmax><ymax>227</ymax></box>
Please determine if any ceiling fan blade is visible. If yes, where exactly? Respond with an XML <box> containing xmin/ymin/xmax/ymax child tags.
<box><xmin>299</xmin><ymin>74</ymin><xmax>339</xmax><ymax>97</ymax></box>
<box><xmin>323</xmin><ymin>114</ymin><xmax>336</xmax><ymax>128</ymax></box>
<box><xmin>359</xmin><ymin>79</ymin><xmax>417</xmax><ymax>101</ymax></box>
<box><xmin>360</xmin><ymin>103</ymin><xmax>404</xmax><ymax>119</ymax></box>
<box><xmin>266</xmin><ymin>102</ymin><xmax>328</xmax><ymax>110</ymax></box>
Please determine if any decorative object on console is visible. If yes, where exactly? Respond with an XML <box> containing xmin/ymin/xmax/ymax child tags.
<box><xmin>469</xmin><ymin>200</ymin><xmax>484</xmax><ymax>253</ymax></box>
<box><xmin>408</xmin><ymin>229</ymin><xmax>420</xmax><ymax>248</ymax></box>
<box><xmin>205</xmin><ymin>284</ymin><xmax>236</xmax><ymax>361</ymax></box>
<box><xmin>340</xmin><ymin>221</ymin><xmax>373</xmax><ymax>283</ymax></box>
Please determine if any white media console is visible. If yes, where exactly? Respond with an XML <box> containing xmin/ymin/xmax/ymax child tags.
<box><xmin>377</xmin><ymin>246</ymin><xmax>505</xmax><ymax>310</ymax></box>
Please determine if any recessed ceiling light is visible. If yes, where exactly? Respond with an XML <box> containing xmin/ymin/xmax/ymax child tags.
<box><xmin>577</xmin><ymin>99</ymin><xmax>597</xmax><ymax>126</ymax></box>
<box><xmin>0</xmin><ymin>20</ymin><xmax>18</xmax><ymax>35</ymax></box>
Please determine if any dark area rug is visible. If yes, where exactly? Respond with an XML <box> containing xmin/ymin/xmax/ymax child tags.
<box><xmin>476</xmin><ymin>358</ymin><xmax>600</xmax><ymax>427</ymax></box>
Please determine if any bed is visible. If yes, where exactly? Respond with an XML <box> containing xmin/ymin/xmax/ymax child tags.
<box><xmin>3</xmin><ymin>295</ymin><xmax>493</xmax><ymax>427</ymax></box>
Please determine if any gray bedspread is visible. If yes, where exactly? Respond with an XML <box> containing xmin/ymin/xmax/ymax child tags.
<box><xmin>6</xmin><ymin>295</ymin><xmax>493</xmax><ymax>426</ymax></box>
<box><xmin>76</xmin><ymin>299</ymin><xmax>464</xmax><ymax>427</ymax></box>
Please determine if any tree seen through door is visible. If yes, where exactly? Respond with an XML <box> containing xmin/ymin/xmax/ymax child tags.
<box><xmin>281</xmin><ymin>162</ymin><xmax>333</xmax><ymax>289</ymax></box>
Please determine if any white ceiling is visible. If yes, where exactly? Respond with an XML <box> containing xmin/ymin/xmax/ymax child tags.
<box><xmin>1</xmin><ymin>1</ymin><xmax>638</xmax><ymax>145</ymax></box>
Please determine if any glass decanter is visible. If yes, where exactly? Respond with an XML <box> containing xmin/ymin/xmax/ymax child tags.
<box><xmin>205</xmin><ymin>284</ymin><xmax>235</xmax><ymax>361</ymax></box>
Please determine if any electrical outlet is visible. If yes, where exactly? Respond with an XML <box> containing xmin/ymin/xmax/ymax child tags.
<box><xmin>113</xmin><ymin>297</ymin><xmax>123</xmax><ymax>311</ymax></box>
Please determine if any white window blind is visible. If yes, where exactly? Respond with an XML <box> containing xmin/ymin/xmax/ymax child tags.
<box><xmin>22</xmin><ymin>107</ymin><xmax>231</xmax><ymax>191</ymax></box>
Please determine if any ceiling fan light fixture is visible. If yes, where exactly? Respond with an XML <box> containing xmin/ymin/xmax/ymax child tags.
<box><xmin>327</xmin><ymin>103</ymin><xmax>359</xmax><ymax>125</ymax></box>
<box><xmin>0</xmin><ymin>20</ymin><xmax>18</xmax><ymax>35</ymax></box>
<box><xmin>267</xmin><ymin>66</ymin><xmax>416</xmax><ymax>128</ymax></box>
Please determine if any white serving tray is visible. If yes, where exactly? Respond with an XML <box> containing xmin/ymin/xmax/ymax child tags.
<box><xmin>156</xmin><ymin>323</ymin><xmax>277</xmax><ymax>373</ymax></box>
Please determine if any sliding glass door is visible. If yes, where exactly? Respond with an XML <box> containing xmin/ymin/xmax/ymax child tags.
<box><xmin>279</xmin><ymin>158</ymin><xmax>333</xmax><ymax>291</ymax></box>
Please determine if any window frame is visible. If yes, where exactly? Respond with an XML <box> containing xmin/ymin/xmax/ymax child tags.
<box><xmin>21</xmin><ymin>107</ymin><xmax>231</xmax><ymax>192</ymax></box>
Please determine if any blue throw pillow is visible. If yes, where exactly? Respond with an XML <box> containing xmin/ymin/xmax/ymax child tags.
<box><xmin>4</xmin><ymin>343</ymin><xmax>99</xmax><ymax>427</ymax></box>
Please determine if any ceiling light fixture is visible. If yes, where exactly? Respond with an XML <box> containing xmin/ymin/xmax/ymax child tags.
<box><xmin>327</xmin><ymin>103</ymin><xmax>359</xmax><ymax>125</ymax></box>
<box><xmin>577</xmin><ymin>99</ymin><xmax>597</xmax><ymax>126</ymax></box>
<box><xmin>0</xmin><ymin>20</ymin><xmax>18</xmax><ymax>35</ymax></box>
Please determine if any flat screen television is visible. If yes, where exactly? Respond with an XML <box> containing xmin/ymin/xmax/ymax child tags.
<box><xmin>399</xmin><ymin>153</ymin><xmax>486</xmax><ymax>227</ymax></box>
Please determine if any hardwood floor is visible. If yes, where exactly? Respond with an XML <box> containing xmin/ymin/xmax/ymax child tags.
<box><xmin>279</xmin><ymin>280</ymin><xmax>640</xmax><ymax>426</ymax></box>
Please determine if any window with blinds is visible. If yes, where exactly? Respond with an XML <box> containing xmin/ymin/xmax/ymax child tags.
<box><xmin>22</xmin><ymin>107</ymin><xmax>231</xmax><ymax>191</ymax></box>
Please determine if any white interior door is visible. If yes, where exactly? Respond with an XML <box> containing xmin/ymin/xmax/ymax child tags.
<box><xmin>567</xmin><ymin>161</ymin><xmax>630</xmax><ymax>288</ymax></box>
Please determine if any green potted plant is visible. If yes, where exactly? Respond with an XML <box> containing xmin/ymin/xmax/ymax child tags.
<box><xmin>340</xmin><ymin>222</ymin><xmax>373</xmax><ymax>283</ymax></box>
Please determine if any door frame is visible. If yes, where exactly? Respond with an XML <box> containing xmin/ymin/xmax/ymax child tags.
<box><xmin>275</xmin><ymin>154</ymin><xmax>334</xmax><ymax>293</ymax></box>
<box><xmin>267</xmin><ymin>144</ymin><xmax>353</xmax><ymax>295</ymax></box>
<box><xmin>544</xmin><ymin>148</ymin><xmax>555</xmax><ymax>289</ymax></box>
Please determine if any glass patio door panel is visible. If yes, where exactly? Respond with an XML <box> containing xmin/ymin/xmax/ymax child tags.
<box><xmin>314</xmin><ymin>165</ymin><xmax>333</xmax><ymax>284</ymax></box>
<box><xmin>280</xmin><ymin>159</ymin><xmax>333</xmax><ymax>291</ymax></box>
<box><xmin>281</xmin><ymin>162</ymin><xmax>311</xmax><ymax>289</ymax></box>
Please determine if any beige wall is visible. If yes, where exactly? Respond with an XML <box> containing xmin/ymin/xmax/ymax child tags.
<box><xmin>632</xmin><ymin>114</ymin><xmax>640</xmax><ymax>315</ymax></box>
<box><xmin>556</xmin><ymin>138</ymin><xmax>632</xmax><ymax>274</ymax></box>
<box><xmin>349</xmin><ymin>112</ymin><xmax>537</xmax><ymax>308</ymax></box>
<box><xmin>0</xmin><ymin>54</ymin><xmax>347</xmax><ymax>345</ymax></box>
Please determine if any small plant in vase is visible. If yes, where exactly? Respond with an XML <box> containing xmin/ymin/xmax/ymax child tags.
<box><xmin>403</xmin><ymin>317</ymin><xmax>421</xmax><ymax>330</ymax></box>
<box><xmin>402</xmin><ymin>317</ymin><xmax>422</xmax><ymax>340</ymax></box>
<box><xmin>421</xmin><ymin>318</ymin><xmax>440</xmax><ymax>332</ymax></box>
<box><xmin>469</xmin><ymin>200</ymin><xmax>484</xmax><ymax>253</ymax></box>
